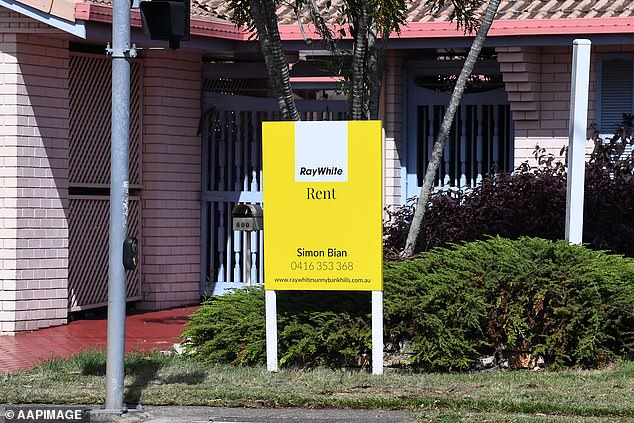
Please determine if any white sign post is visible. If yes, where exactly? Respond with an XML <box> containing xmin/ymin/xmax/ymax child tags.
<box><xmin>264</xmin><ymin>290</ymin><xmax>383</xmax><ymax>374</ymax></box>
<box><xmin>565</xmin><ymin>39</ymin><xmax>591</xmax><ymax>245</ymax></box>
<box><xmin>371</xmin><ymin>290</ymin><xmax>383</xmax><ymax>375</ymax></box>
<box><xmin>265</xmin><ymin>290</ymin><xmax>278</xmax><ymax>372</ymax></box>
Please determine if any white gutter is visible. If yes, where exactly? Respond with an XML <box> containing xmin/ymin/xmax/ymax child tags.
<box><xmin>0</xmin><ymin>0</ymin><xmax>86</xmax><ymax>38</ymax></box>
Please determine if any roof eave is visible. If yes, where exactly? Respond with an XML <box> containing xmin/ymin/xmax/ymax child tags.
<box><xmin>399</xmin><ymin>17</ymin><xmax>634</xmax><ymax>39</ymax></box>
<box><xmin>74</xmin><ymin>2</ymin><xmax>246</xmax><ymax>40</ymax></box>
<box><xmin>0</xmin><ymin>0</ymin><xmax>86</xmax><ymax>38</ymax></box>
<box><xmin>275</xmin><ymin>17</ymin><xmax>634</xmax><ymax>40</ymax></box>
<box><xmin>58</xmin><ymin>6</ymin><xmax>634</xmax><ymax>45</ymax></box>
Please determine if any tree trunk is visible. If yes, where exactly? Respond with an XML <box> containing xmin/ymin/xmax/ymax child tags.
<box><xmin>250</xmin><ymin>0</ymin><xmax>300</xmax><ymax>121</ymax></box>
<box><xmin>402</xmin><ymin>0</ymin><xmax>501</xmax><ymax>257</ymax></box>
<box><xmin>350</xmin><ymin>3</ymin><xmax>369</xmax><ymax>120</ymax></box>
<box><xmin>367</xmin><ymin>25</ymin><xmax>387</xmax><ymax>120</ymax></box>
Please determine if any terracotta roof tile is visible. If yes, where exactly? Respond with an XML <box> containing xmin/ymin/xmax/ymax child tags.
<box><xmin>86</xmin><ymin>0</ymin><xmax>634</xmax><ymax>26</ymax></box>
<box><xmin>314</xmin><ymin>0</ymin><xmax>628</xmax><ymax>22</ymax></box>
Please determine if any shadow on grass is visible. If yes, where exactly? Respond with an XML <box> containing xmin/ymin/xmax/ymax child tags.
<box><xmin>80</xmin><ymin>353</ymin><xmax>206</xmax><ymax>405</ymax></box>
<box><xmin>124</xmin><ymin>361</ymin><xmax>161</xmax><ymax>405</ymax></box>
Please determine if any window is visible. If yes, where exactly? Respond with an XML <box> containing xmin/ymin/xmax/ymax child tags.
<box><xmin>598</xmin><ymin>56</ymin><xmax>634</xmax><ymax>133</ymax></box>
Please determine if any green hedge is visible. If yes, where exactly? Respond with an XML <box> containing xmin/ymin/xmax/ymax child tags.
<box><xmin>184</xmin><ymin>289</ymin><xmax>371</xmax><ymax>368</ymax></box>
<box><xmin>384</xmin><ymin>237</ymin><xmax>634</xmax><ymax>370</ymax></box>
<box><xmin>184</xmin><ymin>237</ymin><xmax>634</xmax><ymax>371</ymax></box>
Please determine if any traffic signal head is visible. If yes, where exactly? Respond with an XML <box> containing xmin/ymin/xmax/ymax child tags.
<box><xmin>140</xmin><ymin>0</ymin><xmax>190</xmax><ymax>49</ymax></box>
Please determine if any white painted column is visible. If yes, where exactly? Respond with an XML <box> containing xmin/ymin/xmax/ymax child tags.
<box><xmin>371</xmin><ymin>290</ymin><xmax>384</xmax><ymax>375</ymax></box>
<box><xmin>265</xmin><ymin>290</ymin><xmax>278</xmax><ymax>372</ymax></box>
<box><xmin>565</xmin><ymin>39</ymin><xmax>591</xmax><ymax>245</ymax></box>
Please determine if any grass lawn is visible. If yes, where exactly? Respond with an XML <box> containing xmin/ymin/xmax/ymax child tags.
<box><xmin>1</xmin><ymin>351</ymin><xmax>633</xmax><ymax>422</ymax></box>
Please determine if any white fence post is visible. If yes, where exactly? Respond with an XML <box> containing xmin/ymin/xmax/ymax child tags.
<box><xmin>566</xmin><ymin>39</ymin><xmax>591</xmax><ymax>245</ymax></box>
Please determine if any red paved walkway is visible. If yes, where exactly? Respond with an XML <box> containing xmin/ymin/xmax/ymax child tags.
<box><xmin>0</xmin><ymin>306</ymin><xmax>198</xmax><ymax>373</ymax></box>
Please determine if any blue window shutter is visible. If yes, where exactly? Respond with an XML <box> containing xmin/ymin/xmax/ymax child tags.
<box><xmin>600</xmin><ymin>58</ymin><xmax>633</xmax><ymax>133</ymax></box>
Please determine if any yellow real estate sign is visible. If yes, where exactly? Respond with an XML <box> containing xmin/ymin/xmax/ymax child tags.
<box><xmin>262</xmin><ymin>121</ymin><xmax>383</xmax><ymax>291</ymax></box>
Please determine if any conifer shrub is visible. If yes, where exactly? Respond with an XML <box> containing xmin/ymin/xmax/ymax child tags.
<box><xmin>184</xmin><ymin>238</ymin><xmax>634</xmax><ymax>371</ymax></box>
<box><xmin>183</xmin><ymin>287</ymin><xmax>267</xmax><ymax>366</ymax></box>
<box><xmin>384</xmin><ymin>237</ymin><xmax>634</xmax><ymax>370</ymax></box>
<box><xmin>183</xmin><ymin>289</ymin><xmax>371</xmax><ymax>368</ymax></box>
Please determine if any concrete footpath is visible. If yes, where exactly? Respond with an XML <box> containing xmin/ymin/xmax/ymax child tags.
<box><xmin>89</xmin><ymin>406</ymin><xmax>417</xmax><ymax>423</ymax></box>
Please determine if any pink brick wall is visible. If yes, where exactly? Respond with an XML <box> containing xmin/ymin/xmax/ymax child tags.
<box><xmin>0</xmin><ymin>34</ymin><xmax>69</xmax><ymax>334</ymax></box>
<box><xmin>381</xmin><ymin>51</ymin><xmax>404</xmax><ymax>209</ymax></box>
<box><xmin>498</xmin><ymin>45</ymin><xmax>599</xmax><ymax>168</ymax></box>
<box><xmin>0</xmin><ymin>34</ymin><xmax>18</xmax><ymax>334</ymax></box>
<box><xmin>497</xmin><ymin>46</ymin><xmax>542</xmax><ymax>126</ymax></box>
<box><xmin>139</xmin><ymin>50</ymin><xmax>201</xmax><ymax>310</ymax></box>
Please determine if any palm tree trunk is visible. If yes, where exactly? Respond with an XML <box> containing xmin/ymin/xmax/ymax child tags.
<box><xmin>250</xmin><ymin>0</ymin><xmax>300</xmax><ymax>121</ymax></box>
<box><xmin>367</xmin><ymin>26</ymin><xmax>387</xmax><ymax>120</ymax></box>
<box><xmin>350</xmin><ymin>3</ymin><xmax>368</xmax><ymax>120</ymax></box>
<box><xmin>402</xmin><ymin>0</ymin><xmax>501</xmax><ymax>257</ymax></box>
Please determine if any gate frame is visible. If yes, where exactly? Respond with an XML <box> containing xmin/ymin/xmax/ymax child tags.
<box><xmin>403</xmin><ymin>59</ymin><xmax>515</xmax><ymax>201</ymax></box>
<box><xmin>67</xmin><ymin>51</ymin><xmax>143</xmax><ymax>311</ymax></box>
<box><xmin>200</xmin><ymin>93</ymin><xmax>349</xmax><ymax>296</ymax></box>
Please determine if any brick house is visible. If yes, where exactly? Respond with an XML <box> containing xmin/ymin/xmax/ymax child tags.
<box><xmin>1</xmin><ymin>0</ymin><xmax>633</xmax><ymax>333</ymax></box>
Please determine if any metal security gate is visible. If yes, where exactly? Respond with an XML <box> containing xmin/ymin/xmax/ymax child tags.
<box><xmin>68</xmin><ymin>196</ymin><xmax>141</xmax><ymax>310</ymax></box>
<box><xmin>405</xmin><ymin>61</ymin><xmax>514</xmax><ymax>199</ymax></box>
<box><xmin>201</xmin><ymin>93</ymin><xmax>347</xmax><ymax>295</ymax></box>
<box><xmin>413</xmin><ymin>88</ymin><xmax>513</xmax><ymax>190</ymax></box>
<box><xmin>68</xmin><ymin>53</ymin><xmax>143</xmax><ymax>311</ymax></box>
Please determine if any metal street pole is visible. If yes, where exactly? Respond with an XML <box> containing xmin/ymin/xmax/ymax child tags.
<box><xmin>105</xmin><ymin>0</ymin><xmax>131</xmax><ymax>411</ymax></box>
